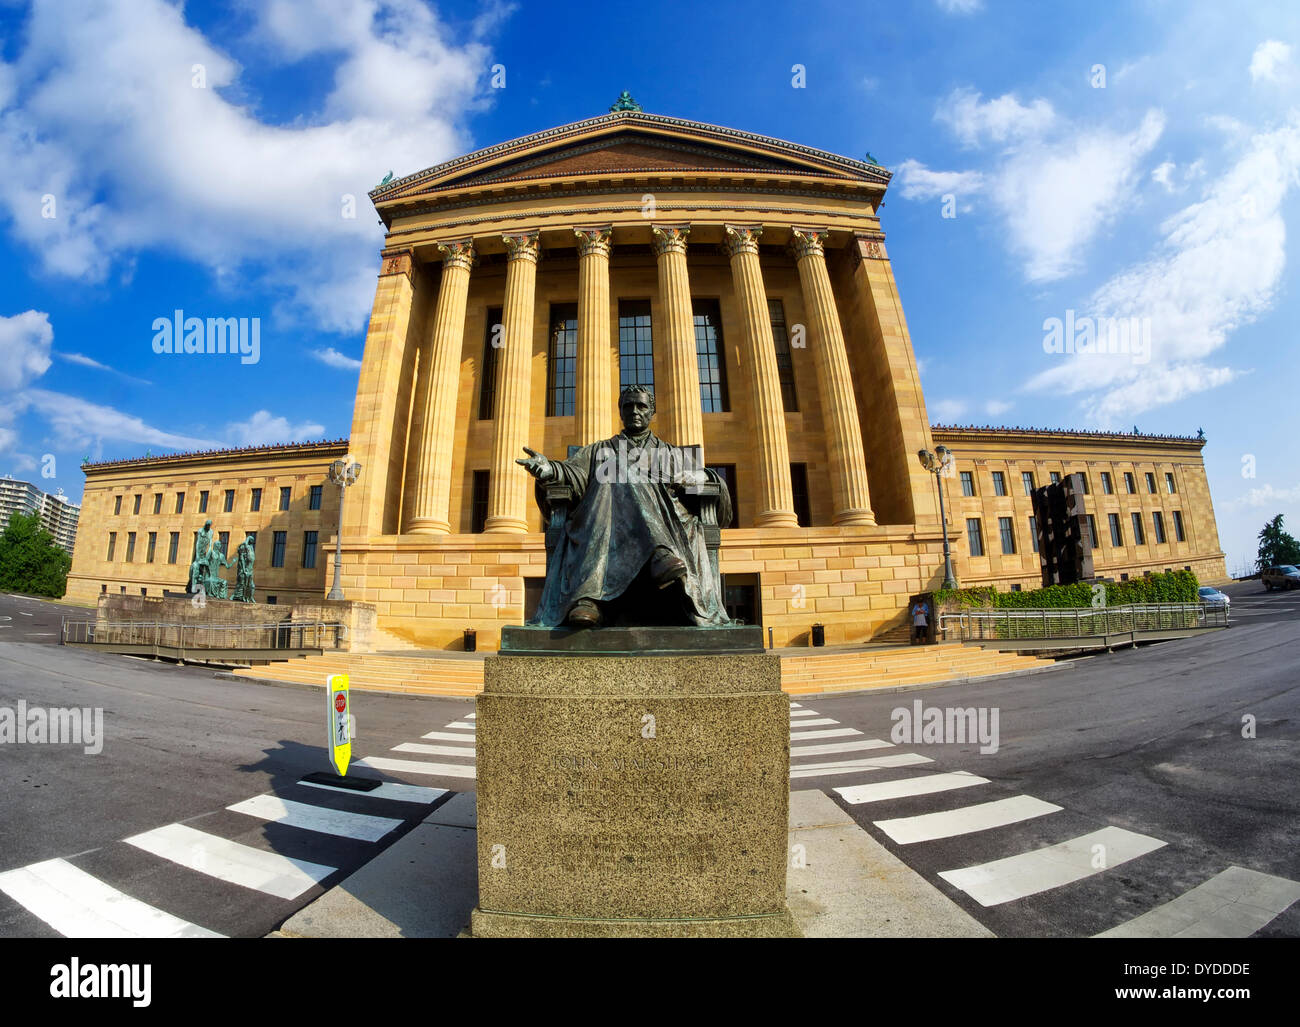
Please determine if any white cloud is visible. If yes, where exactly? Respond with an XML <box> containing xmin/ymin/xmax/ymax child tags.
<box><xmin>226</xmin><ymin>410</ymin><xmax>326</xmax><ymax>446</ymax></box>
<box><xmin>23</xmin><ymin>389</ymin><xmax>218</xmax><ymax>450</ymax></box>
<box><xmin>1226</xmin><ymin>481</ymin><xmax>1300</xmax><ymax>510</ymax></box>
<box><xmin>54</xmin><ymin>350</ymin><xmax>153</xmax><ymax>385</ymax></box>
<box><xmin>935</xmin><ymin>0</ymin><xmax>983</xmax><ymax>14</ymax></box>
<box><xmin>1152</xmin><ymin>161</ymin><xmax>1176</xmax><ymax>191</ymax></box>
<box><xmin>984</xmin><ymin>400</ymin><xmax>1012</xmax><ymax>417</ymax></box>
<box><xmin>0</xmin><ymin>0</ymin><xmax>497</xmax><ymax>332</ymax></box>
<box><xmin>892</xmin><ymin>159</ymin><xmax>985</xmax><ymax>201</ymax></box>
<box><xmin>1250</xmin><ymin>40</ymin><xmax>1292</xmax><ymax>83</ymax></box>
<box><xmin>935</xmin><ymin>88</ymin><xmax>1055</xmax><ymax>148</ymax></box>
<box><xmin>0</xmin><ymin>310</ymin><xmax>53</xmax><ymax>390</ymax></box>
<box><xmin>310</xmin><ymin>346</ymin><xmax>363</xmax><ymax>370</ymax></box>
<box><xmin>929</xmin><ymin>399</ymin><xmax>968</xmax><ymax>422</ymax></box>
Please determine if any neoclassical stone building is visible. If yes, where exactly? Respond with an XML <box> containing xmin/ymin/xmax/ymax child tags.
<box><xmin>66</xmin><ymin>103</ymin><xmax>1227</xmax><ymax>645</ymax></box>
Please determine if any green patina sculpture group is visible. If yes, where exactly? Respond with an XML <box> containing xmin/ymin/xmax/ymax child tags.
<box><xmin>188</xmin><ymin>519</ymin><xmax>255</xmax><ymax>602</ymax></box>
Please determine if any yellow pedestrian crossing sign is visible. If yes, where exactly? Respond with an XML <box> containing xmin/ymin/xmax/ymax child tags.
<box><xmin>328</xmin><ymin>674</ymin><xmax>351</xmax><ymax>776</ymax></box>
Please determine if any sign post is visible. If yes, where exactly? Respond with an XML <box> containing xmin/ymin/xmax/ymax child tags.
<box><xmin>328</xmin><ymin>673</ymin><xmax>351</xmax><ymax>777</ymax></box>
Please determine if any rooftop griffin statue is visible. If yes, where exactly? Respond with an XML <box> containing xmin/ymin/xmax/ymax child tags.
<box><xmin>516</xmin><ymin>386</ymin><xmax>731</xmax><ymax>629</ymax></box>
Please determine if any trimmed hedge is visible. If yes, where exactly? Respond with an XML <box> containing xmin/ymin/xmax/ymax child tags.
<box><xmin>935</xmin><ymin>568</ymin><xmax>1199</xmax><ymax>610</ymax></box>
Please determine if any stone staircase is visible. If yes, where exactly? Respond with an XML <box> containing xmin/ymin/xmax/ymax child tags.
<box><xmin>357</xmin><ymin>626</ymin><xmax>423</xmax><ymax>652</ymax></box>
<box><xmin>231</xmin><ymin>641</ymin><xmax>1055</xmax><ymax>698</ymax></box>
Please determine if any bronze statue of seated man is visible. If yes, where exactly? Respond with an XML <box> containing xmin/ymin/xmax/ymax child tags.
<box><xmin>516</xmin><ymin>386</ymin><xmax>731</xmax><ymax>629</ymax></box>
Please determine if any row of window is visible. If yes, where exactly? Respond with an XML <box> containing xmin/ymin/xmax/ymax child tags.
<box><xmin>100</xmin><ymin>583</ymin><xmax>284</xmax><ymax>603</ymax></box>
<box><xmin>105</xmin><ymin>530</ymin><xmax>320</xmax><ymax>568</ymax></box>
<box><xmin>966</xmin><ymin>509</ymin><xmax>1189</xmax><ymax>557</ymax></box>
<box><xmin>111</xmin><ymin>485</ymin><xmax>324</xmax><ymax>517</ymax></box>
<box><xmin>960</xmin><ymin>469</ymin><xmax>1178</xmax><ymax>498</ymax></box>
<box><xmin>483</xmin><ymin>298</ymin><xmax>800</xmax><ymax>421</ymax></box>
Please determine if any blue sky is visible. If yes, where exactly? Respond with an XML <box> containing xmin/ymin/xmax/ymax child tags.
<box><xmin>0</xmin><ymin>0</ymin><xmax>1296</xmax><ymax>573</ymax></box>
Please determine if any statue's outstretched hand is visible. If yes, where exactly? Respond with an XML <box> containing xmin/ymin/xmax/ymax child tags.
<box><xmin>516</xmin><ymin>446</ymin><xmax>553</xmax><ymax>481</ymax></box>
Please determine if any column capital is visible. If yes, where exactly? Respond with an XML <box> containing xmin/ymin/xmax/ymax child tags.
<box><xmin>574</xmin><ymin>225</ymin><xmax>613</xmax><ymax>258</ymax></box>
<box><xmin>650</xmin><ymin>223</ymin><xmax>690</xmax><ymax>256</ymax></box>
<box><xmin>851</xmin><ymin>231</ymin><xmax>888</xmax><ymax>264</ymax></box>
<box><xmin>788</xmin><ymin>227</ymin><xmax>830</xmax><ymax>262</ymax></box>
<box><xmin>435</xmin><ymin>238</ymin><xmax>476</xmax><ymax>272</ymax></box>
<box><xmin>502</xmin><ymin>231</ymin><xmax>541</xmax><ymax>263</ymax></box>
<box><xmin>723</xmin><ymin>224</ymin><xmax>763</xmax><ymax>258</ymax></box>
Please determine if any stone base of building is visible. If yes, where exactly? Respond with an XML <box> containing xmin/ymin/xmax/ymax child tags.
<box><xmin>472</xmin><ymin>650</ymin><xmax>798</xmax><ymax>938</ymax></box>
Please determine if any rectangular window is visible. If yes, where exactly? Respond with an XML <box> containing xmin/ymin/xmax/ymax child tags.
<box><xmin>215</xmin><ymin>531</ymin><xmax>228</xmax><ymax>557</ymax></box>
<box><xmin>1109</xmin><ymin>512</ymin><xmax>1123</xmax><ymax>547</ymax></box>
<box><xmin>1152</xmin><ymin>512</ymin><xmax>1166</xmax><ymax>544</ymax></box>
<box><xmin>113</xmin><ymin>495</ymin><xmax>122</xmax><ymax>515</ymax></box>
<box><xmin>1145</xmin><ymin>472</ymin><xmax>1157</xmax><ymax>493</ymax></box>
<box><xmin>694</xmin><ymin>299</ymin><xmax>730</xmax><ymax>413</ymax></box>
<box><xmin>1076</xmin><ymin>472</ymin><xmax>1090</xmax><ymax>494</ymax></box>
<box><xmin>309</xmin><ymin>485</ymin><xmax>322</xmax><ymax>510</ymax></box>
<box><xmin>1173</xmin><ymin>510</ymin><xmax>1186</xmax><ymax>542</ymax></box>
<box><xmin>1101</xmin><ymin>472</ymin><xmax>1113</xmax><ymax>494</ymax></box>
<box><xmin>1010</xmin><ymin>584</ymin><xmax>1022</xmax><ymax>593</ymax></box>
<box><xmin>1028</xmin><ymin>516</ymin><xmax>1039</xmax><ymax>553</ymax></box>
<box><xmin>1050</xmin><ymin>471</ymin><xmax>1061</xmax><ymax>484</ymax></box>
<box><xmin>272</xmin><ymin>531</ymin><xmax>286</xmax><ymax>568</ymax></box>
<box><xmin>199</xmin><ymin>490</ymin><xmax>209</xmax><ymax>513</ymax></box>
<box><xmin>1166</xmin><ymin>472</ymin><xmax>1177</xmax><ymax>494</ymax></box>
<box><xmin>1022</xmin><ymin>471</ymin><xmax>1035</xmax><ymax>496</ymax></box>
<box><xmin>132</xmin><ymin>495</ymin><xmax>141</xmax><ymax>515</ymax></box>
<box><xmin>1131</xmin><ymin>512</ymin><xmax>1146</xmax><ymax>545</ymax></box>
<box><xmin>250</xmin><ymin>488</ymin><xmax>262</xmax><ymax>512</ymax></box>
<box><xmin>992</xmin><ymin>471</ymin><xmax>1006</xmax><ymax>497</ymax></box>
<box><xmin>279</xmin><ymin>486</ymin><xmax>291</xmax><ymax>511</ymax></box>
<box><xmin>168</xmin><ymin>532</ymin><xmax>179</xmax><ymax>564</ymax></box>
<box><xmin>618</xmin><ymin>299</ymin><xmax>655</xmax><ymax>393</ymax></box>
<box><xmin>107</xmin><ymin>532</ymin><xmax>117</xmax><ymax>560</ymax></box>
<box><xmin>706</xmin><ymin>464</ymin><xmax>739</xmax><ymax>529</ymax></box>
<box><xmin>998</xmin><ymin>517</ymin><xmax>1016</xmax><ymax>555</ymax></box>
<box><xmin>790</xmin><ymin>464</ymin><xmax>811</xmax><ymax>527</ymax></box>
<box><xmin>960</xmin><ymin>471</ymin><xmax>976</xmax><ymax>497</ymax></box>
<box><xmin>224</xmin><ymin>489</ymin><xmax>235</xmax><ymax>513</ymax></box>
<box><xmin>471</xmin><ymin>471</ymin><xmax>490</xmax><ymax>534</ymax></box>
<box><xmin>302</xmin><ymin>530</ymin><xmax>318</xmax><ymax>569</ymax></box>
<box><xmin>146</xmin><ymin>532</ymin><xmax>156</xmax><ymax>563</ymax></box>
<box><xmin>175</xmin><ymin>492</ymin><xmax>185</xmax><ymax>514</ymax></box>
<box><xmin>152</xmin><ymin>493</ymin><xmax>162</xmax><ymax>515</ymax></box>
<box><xmin>546</xmin><ymin>302</ymin><xmax>578</xmax><ymax>416</ymax></box>
<box><xmin>966</xmin><ymin>518</ymin><xmax>984</xmax><ymax>557</ymax></box>
<box><xmin>479</xmin><ymin>306</ymin><xmax>503</xmax><ymax>420</ymax></box>
<box><xmin>768</xmin><ymin>298</ymin><xmax>798</xmax><ymax>412</ymax></box>
<box><xmin>1124</xmin><ymin>472</ymin><xmax>1136</xmax><ymax>494</ymax></box>
<box><xmin>125</xmin><ymin>532</ymin><xmax>136</xmax><ymax>562</ymax></box>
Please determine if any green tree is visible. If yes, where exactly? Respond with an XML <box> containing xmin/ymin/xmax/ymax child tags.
<box><xmin>1256</xmin><ymin>514</ymin><xmax>1300</xmax><ymax>571</ymax></box>
<box><xmin>0</xmin><ymin>512</ymin><xmax>72</xmax><ymax>598</ymax></box>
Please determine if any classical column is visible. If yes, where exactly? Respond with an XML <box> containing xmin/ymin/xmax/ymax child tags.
<box><xmin>574</xmin><ymin>226</ymin><xmax>613</xmax><ymax>444</ymax></box>
<box><xmin>484</xmin><ymin>231</ymin><xmax>540</xmax><ymax>533</ymax></box>
<box><xmin>650</xmin><ymin>224</ymin><xmax>703</xmax><ymax>452</ymax></box>
<box><xmin>406</xmin><ymin>239</ymin><xmax>475</xmax><ymax>534</ymax></box>
<box><xmin>724</xmin><ymin>224</ymin><xmax>797</xmax><ymax>528</ymax></box>
<box><xmin>790</xmin><ymin>228</ymin><xmax>876</xmax><ymax>526</ymax></box>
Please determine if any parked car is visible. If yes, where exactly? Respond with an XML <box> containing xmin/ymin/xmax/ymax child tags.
<box><xmin>1261</xmin><ymin>565</ymin><xmax>1300</xmax><ymax>591</ymax></box>
<box><xmin>1198</xmin><ymin>586</ymin><xmax>1230</xmax><ymax>607</ymax></box>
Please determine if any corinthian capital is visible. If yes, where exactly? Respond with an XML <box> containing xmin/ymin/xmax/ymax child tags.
<box><xmin>650</xmin><ymin>223</ymin><xmax>690</xmax><ymax>256</ymax></box>
<box><xmin>502</xmin><ymin>231</ymin><xmax>541</xmax><ymax>263</ymax></box>
<box><xmin>436</xmin><ymin>238</ymin><xmax>476</xmax><ymax>272</ymax></box>
<box><xmin>723</xmin><ymin>224</ymin><xmax>763</xmax><ymax>258</ymax></box>
<box><xmin>574</xmin><ymin>226</ymin><xmax>613</xmax><ymax>258</ymax></box>
<box><xmin>788</xmin><ymin>228</ymin><xmax>829</xmax><ymax>262</ymax></box>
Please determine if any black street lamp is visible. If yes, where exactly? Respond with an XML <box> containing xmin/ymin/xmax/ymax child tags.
<box><xmin>326</xmin><ymin>458</ymin><xmax>362</xmax><ymax>601</ymax></box>
<box><xmin>918</xmin><ymin>446</ymin><xmax>958</xmax><ymax>590</ymax></box>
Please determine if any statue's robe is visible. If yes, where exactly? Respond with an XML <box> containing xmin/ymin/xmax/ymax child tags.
<box><xmin>234</xmin><ymin>544</ymin><xmax>255</xmax><ymax>602</ymax></box>
<box><xmin>528</xmin><ymin>430</ymin><xmax>732</xmax><ymax>628</ymax></box>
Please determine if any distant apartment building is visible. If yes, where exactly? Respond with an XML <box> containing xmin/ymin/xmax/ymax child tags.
<box><xmin>0</xmin><ymin>476</ymin><xmax>81</xmax><ymax>554</ymax></box>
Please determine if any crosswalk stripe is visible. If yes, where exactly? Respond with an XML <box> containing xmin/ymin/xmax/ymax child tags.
<box><xmin>790</xmin><ymin>710</ymin><xmax>821</xmax><ymax>718</ymax></box>
<box><xmin>786</xmin><ymin>718</ymin><xmax>838</xmax><ymax>728</ymax></box>
<box><xmin>444</xmin><ymin>722</ymin><xmax>475</xmax><ymax>730</ymax></box>
<box><xmin>1095</xmin><ymin>866</ymin><xmax>1300</xmax><ymax>938</ymax></box>
<box><xmin>355</xmin><ymin>756</ymin><xmax>477</xmax><ymax>780</ymax></box>
<box><xmin>790</xmin><ymin>703</ymin><xmax>803</xmax><ymax>708</ymax></box>
<box><xmin>874</xmin><ymin>795</ymin><xmax>1063</xmax><ymax>845</ymax></box>
<box><xmin>790</xmin><ymin>753</ymin><xmax>932</xmax><ymax>779</ymax></box>
<box><xmin>790</xmin><ymin>739</ymin><xmax>894</xmax><ymax>756</ymax></box>
<box><xmin>939</xmin><ymin>826</ymin><xmax>1167</xmax><ymax>907</ymax></box>
<box><xmin>124</xmin><ymin>823</ymin><xmax>336</xmax><ymax>900</ymax></box>
<box><xmin>789</xmin><ymin>727</ymin><xmax>862</xmax><ymax>740</ymax></box>
<box><xmin>0</xmin><ymin>858</ymin><xmax>223</xmax><ymax>938</ymax></box>
<box><xmin>227</xmin><ymin>795</ymin><xmax>403</xmax><ymax>843</ymax></box>
<box><xmin>835</xmin><ymin>771</ymin><xmax>989</xmax><ymax>804</ymax></box>
<box><xmin>298</xmin><ymin>779</ymin><xmax>447</xmax><ymax>805</ymax></box>
<box><xmin>422</xmin><ymin>731</ymin><xmax>478</xmax><ymax>743</ymax></box>
<box><xmin>393</xmin><ymin>742</ymin><xmax>477</xmax><ymax>758</ymax></box>
<box><xmin>465</xmin><ymin>713</ymin><xmax>476</xmax><ymax>719</ymax></box>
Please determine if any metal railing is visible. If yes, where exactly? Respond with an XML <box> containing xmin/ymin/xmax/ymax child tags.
<box><xmin>62</xmin><ymin>620</ymin><xmax>344</xmax><ymax>651</ymax></box>
<box><xmin>939</xmin><ymin>603</ymin><xmax>1228</xmax><ymax>644</ymax></box>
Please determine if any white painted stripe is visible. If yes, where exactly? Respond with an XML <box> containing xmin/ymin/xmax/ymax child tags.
<box><xmin>124</xmin><ymin>824</ymin><xmax>336</xmax><ymax>900</ymax></box>
<box><xmin>939</xmin><ymin>826</ymin><xmax>1167</xmax><ymax>907</ymax></box>
<box><xmin>790</xmin><ymin>739</ymin><xmax>895</xmax><ymax>756</ymax></box>
<box><xmin>835</xmin><ymin>771</ymin><xmax>989</xmax><ymax>804</ymax></box>
<box><xmin>874</xmin><ymin>795</ymin><xmax>1063</xmax><ymax>845</ymax></box>
<box><xmin>790</xmin><ymin>709</ymin><xmax>820</xmax><ymax>718</ymax></box>
<box><xmin>789</xmin><ymin>728</ymin><xmax>862</xmax><ymax>740</ymax></box>
<box><xmin>786</xmin><ymin>718</ymin><xmax>838</xmax><ymax>728</ymax></box>
<box><xmin>422</xmin><ymin>731</ymin><xmax>478</xmax><ymax>743</ymax></box>
<box><xmin>465</xmin><ymin>713</ymin><xmax>476</xmax><ymax>719</ymax></box>
<box><xmin>789</xmin><ymin>703</ymin><xmax>803</xmax><ymax>708</ymax></box>
<box><xmin>790</xmin><ymin>754</ymin><xmax>932</xmax><ymax>779</ymax></box>
<box><xmin>393</xmin><ymin>742</ymin><xmax>477</xmax><ymax>758</ymax></box>
<box><xmin>0</xmin><ymin>859</ymin><xmax>223</xmax><ymax>938</ymax></box>
<box><xmin>227</xmin><ymin>795</ymin><xmax>402</xmax><ymax>843</ymax></box>
<box><xmin>1096</xmin><ymin>866</ymin><xmax>1300</xmax><ymax>938</ymax></box>
<box><xmin>355</xmin><ymin>756</ymin><xmax>477</xmax><ymax>780</ymax></box>
<box><xmin>298</xmin><ymin>779</ymin><xmax>447</xmax><ymax>805</ymax></box>
<box><xmin>444</xmin><ymin>722</ymin><xmax>475</xmax><ymax>730</ymax></box>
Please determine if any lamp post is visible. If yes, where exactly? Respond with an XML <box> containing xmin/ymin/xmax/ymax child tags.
<box><xmin>918</xmin><ymin>446</ymin><xmax>958</xmax><ymax>590</ymax></box>
<box><xmin>326</xmin><ymin>457</ymin><xmax>362</xmax><ymax>601</ymax></box>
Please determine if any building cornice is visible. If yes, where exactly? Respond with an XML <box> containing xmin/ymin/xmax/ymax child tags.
<box><xmin>82</xmin><ymin>439</ymin><xmax>351</xmax><ymax>474</ymax></box>
<box><xmin>931</xmin><ymin>424</ymin><xmax>1206</xmax><ymax>449</ymax></box>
